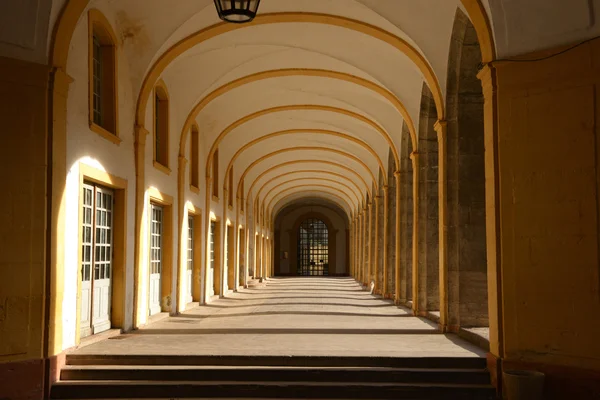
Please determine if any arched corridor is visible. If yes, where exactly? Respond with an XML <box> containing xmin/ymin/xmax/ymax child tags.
<box><xmin>2</xmin><ymin>0</ymin><xmax>600</xmax><ymax>399</ymax></box>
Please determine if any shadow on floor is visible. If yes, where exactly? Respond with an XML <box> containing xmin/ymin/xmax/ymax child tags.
<box><xmin>132</xmin><ymin>328</ymin><xmax>440</xmax><ymax>335</ymax></box>
<box><xmin>173</xmin><ymin>311</ymin><xmax>413</xmax><ymax>319</ymax></box>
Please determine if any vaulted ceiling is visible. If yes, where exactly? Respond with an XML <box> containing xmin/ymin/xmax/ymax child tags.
<box><xmin>4</xmin><ymin>0</ymin><xmax>597</xmax><ymax>219</ymax></box>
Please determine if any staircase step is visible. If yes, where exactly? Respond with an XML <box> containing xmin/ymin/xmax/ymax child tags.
<box><xmin>65</xmin><ymin>354</ymin><xmax>487</xmax><ymax>369</ymax></box>
<box><xmin>50</xmin><ymin>380</ymin><xmax>497</xmax><ymax>399</ymax></box>
<box><xmin>60</xmin><ymin>365</ymin><xmax>491</xmax><ymax>384</ymax></box>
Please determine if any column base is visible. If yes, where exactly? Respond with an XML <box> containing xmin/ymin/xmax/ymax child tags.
<box><xmin>0</xmin><ymin>351</ymin><xmax>67</xmax><ymax>400</ymax></box>
<box><xmin>487</xmin><ymin>353</ymin><xmax>600</xmax><ymax>400</ymax></box>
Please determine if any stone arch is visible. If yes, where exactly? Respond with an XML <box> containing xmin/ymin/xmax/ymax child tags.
<box><xmin>446</xmin><ymin>9</ymin><xmax>488</xmax><ymax>330</ymax></box>
<box><xmin>416</xmin><ymin>83</ymin><xmax>439</xmax><ymax>315</ymax></box>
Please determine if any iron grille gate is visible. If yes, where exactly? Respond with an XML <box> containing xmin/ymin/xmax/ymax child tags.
<box><xmin>297</xmin><ymin>218</ymin><xmax>329</xmax><ymax>276</ymax></box>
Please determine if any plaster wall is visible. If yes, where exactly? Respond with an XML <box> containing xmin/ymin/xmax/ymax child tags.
<box><xmin>64</xmin><ymin>5</ymin><xmax>138</xmax><ymax>347</ymax></box>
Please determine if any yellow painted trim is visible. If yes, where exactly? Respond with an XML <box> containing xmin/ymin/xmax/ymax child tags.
<box><xmin>204</xmin><ymin>105</ymin><xmax>400</xmax><ymax>181</ymax></box>
<box><xmin>246</xmin><ymin>160</ymin><xmax>371</xmax><ymax>201</ymax></box>
<box><xmin>187</xmin><ymin>202</ymin><xmax>202</xmax><ymax>215</ymax></box>
<box><xmin>266</xmin><ymin>183</ymin><xmax>355</xmax><ymax>213</ymax></box>
<box><xmin>88</xmin><ymin>9</ymin><xmax>119</xmax><ymax>139</ymax></box>
<box><xmin>153</xmin><ymin>79</ymin><xmax>170</xmax><ymax>169</ymax></box>
<box><xmin>79</xmin><ymin>163</ymin><xmax>128</xmax><ymax>189</ymax></box>
<box><xmin>273</xmin><ymin>192</ymin><xmax>353</xmax><ymax>218</ymax></box>
<box><xmin>237</xmin><ymin>147</ymin><xmax>376</xmax><ymax>202</ymax></box>
<box><xmin>224</xmin><ymin>128</ymin><xmax>387</xmax><ymax>189</ymax></box>
<box><xmin>89</xmin><ymin>122</ymin><xmax>122</xmax><ymax>145</ymax></box>
<box><xmin>257</xmin><ymin>172</ymin><xmax>362</xmax><ymax>206</ymax></box>
<box><xmin>263</xmin><ymin>178</ymin><xmax>359</xmax><ymax>211</ymax></box>
<box><xmin>459</xmin><ymin>0</ymin><xmax>496</xmax><ymax>62</ymax></box>
<box><xmin>148</xmin><ymin>186</ymin><xmax>174</xmax><ymax>205</ymax></box>
<box><xmin>184</xmin><ymin>69</ymin><xmax>416</xmax><ymax>178</ymax></box>
<box><xmin>153</xmin><ymin>160</ymin><xmax>172</xmax><ymax>176</ymax></box>
<box><xmin>137</xmin><ymin>12</ymin><xmax>440</xmax><ymax>138</ymax></box>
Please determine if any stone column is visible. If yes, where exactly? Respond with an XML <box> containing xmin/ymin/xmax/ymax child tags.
<box><xmin>358</xmin><ymin>212</ymin><xmax>363</xmax><ymax>282</ymax></box>
<box><xmin>394</xmin><ymin>171</ymin><xmax>401</xmax><ymax>303</ymax></box>
<box><xmin>410</xmin><ymin>152</ymin><xmax>419</xmax><ymax>314</ymax></box>
<box><xmin>356</xmin><ymin>215</ymin><xmax>361</xmax><ymax>280</ymax></box>
<box><xmin>382</xmin><ymin>186</ymin><xmax>389</xmax><ymax>296</ymax></box>
<box><xmin>366</xmin><ymin>201</ymin><xmax>372</xmax><ymax>285</ymax></box>
<box><xmin>435</xmin><ymin>120</ymin><xmax>449</xmax><ymax>331</ymax></box>
<box><xmin>362</xmin><ymin>206</ymin><xmax>368</xmax><ymax>285</ymax></box>
<box><xmin>374</xmin><ymin>195</ymin><xmax>381</xmax><ymax>293</ymax></box>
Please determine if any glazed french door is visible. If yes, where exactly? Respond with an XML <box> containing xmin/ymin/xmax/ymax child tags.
<box><xmin>149</xmin><ymin>204</ymin><xmax>163</xmax><ymax>316</ymax></box>
<box><xmin>186</xmin><ymin>216</ymin><xmax>194</xmax><ymax>304</ymax></box>
<box><xmin>80</xmin><ymin>184</ymin><xmax>114</xmax><ymax>338</ymax></box>
<box><xmin>207</xmin><ymin>220</ymin><xmax>216</xmax><ymax>297</ymax></box>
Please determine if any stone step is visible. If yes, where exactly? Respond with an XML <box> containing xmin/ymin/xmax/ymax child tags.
<box><xmin>60</xmin><ymin>365</ymin><xmax>491</xmax><ymax>385</ymax></box>
<box><xmin>65</xmin><ymin>354</ymin><xmax>487</xmax><ymax>369</ymax></box>
<box><xmin>50</xmin><ymin>380</ymin><xmax>497</xmax><ymax>399</ymax></box>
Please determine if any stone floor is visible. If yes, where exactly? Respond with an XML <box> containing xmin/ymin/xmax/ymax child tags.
<box><xmin>72</xmin><ymin>277</ymin><xmax>485</xmax><ymax>358</ymax></box>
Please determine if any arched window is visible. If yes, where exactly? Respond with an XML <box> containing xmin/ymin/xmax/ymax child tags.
<box><xmin>153</xmin><ymin>82</ymin><xmax>170</xmax><ymax>172</ymax></box>
<box><xmin>88</xmin><ymin>9</ymin><xmax>119</xmax><ymax>144</ymax></box>
<box><xmin>190</xmin><ymin>124</ymin><xmax>199</xmax><ymax>189</ymax></box>
<box><xmin>212</xmin><ymin>148</ymin><xmax>219</xmax><ymax>199</ymax></box>
<box><xmin>297</xmin><ymin>218</ymin><xmax>329</xmax><ymax>276</ymax></box>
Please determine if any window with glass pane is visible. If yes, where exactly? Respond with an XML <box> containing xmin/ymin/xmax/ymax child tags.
<box><xmin>187</xmin><ymin>216</ymin><xmax>194</xmax><ymax>271</ymax></box>
<box><xmin>81</xmin><ymin>186</ymin><xmax>94</xmax><ymax>282</ymax></box>
<box><xmin>210</xmin><ymin>220</ymin><xmax>216</xmax><ymax>269</ymax></box>
<box><xmin>94</xmin><ymin>188</ymin><xmax>113</xmax><ymax>280</ymax></box>
<box><xmin>155</xmin><ymin>93</ymin><xmax>161</xmax><ymax>158</ymax></box>
<box><xmin>151</xmin><ymin>205</ymin><xmax>163</xmax><ymax>275</ymax></box>
<box><xmin>297</xmin><ymin>218</ymin><xmax>329</xmax><ymax>276</ymax></box>
<box><xmin>92</xmin><ymin>34</ymin><xmax>102</xmax><ymax>126</ymax></box>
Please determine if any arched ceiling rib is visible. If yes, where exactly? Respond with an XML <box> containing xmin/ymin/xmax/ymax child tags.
<box><xmin>258</xmin><ymin>175</ymin><xmax>362</xmax><ymax>210</ymax></box>
<box><xmin>245</xmin><ymin>160</ymin><xmax>371</xmax><ymax>203</ymax></box>
<box><xmin>270</xmin><ymin>187</ymin><xmax>354</xmax><ymax>218</ymax></box>
<box><xmin>238</xmin><ymin>147</ymin><xmax>377</xmax><ymax>201</ymax></box>
<box><xmin>224</xmin><ymin>129</ymin><xmax>387</xmax><ymax>188</ymax></box>
<box><xmin>272</xmin><ymin>192</ymin><xmax>353</xmax><ymax>219</ymax></box>
<box><xmin>184</xmin><ymin>70</ymin><xmax>416</xmax><ymax>174</ymax></box>
<box><xmin>213</xmin><ymin>105</ymin><xmax>399</xmax><ymax>171</ymax></box>
<box><xmin>256</xmin><ymin>171</ymin><xmax>363</xmax><ymax>205</ymax></box>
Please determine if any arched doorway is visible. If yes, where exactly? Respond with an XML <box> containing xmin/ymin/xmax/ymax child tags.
<box><xmin>297</xmin><ymin>218</ymin><xmax>330</xmax><ymax>276</ymax></box>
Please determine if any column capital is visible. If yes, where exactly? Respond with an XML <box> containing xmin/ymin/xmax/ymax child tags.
<box><xmin>382</xmin><ymin>185</ymin><xmax>389</xmax><ymax>194</ymax></box>
<box><xmin>434</xmin><ymin>119</ymin><xmax>447</xmax><ymax>141</ymax></box>
<box><xmin>409</xmin><ymin>151</ymin><xmax>419</xmax><ymax>160</ymax></box>
<box><xmin>393</xmin><ymin>170</ymin><xmax>401</xmax><ymax>178</ymax></box>
<box><xmin>178</xmin><ymin>155</ymin><xmax>188</xmax><ymax>166</ymax></box>
<box><xmin>135</xmin><ymin>125</ymin><xmax>149</xmax><ymax>144</ymax></box>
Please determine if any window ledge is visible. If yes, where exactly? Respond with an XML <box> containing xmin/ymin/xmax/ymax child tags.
<box><xmin>90</xmin><ymin>122</ymin><xmax>121</xmax><ymax>145</ymax></box>
<box><xmin>212</xmin><ymin>195</ymin><xmax>219</xmax><ymax>202</ymax></box>
<box><xmin>153</xmin><ymin>161</ymin><xmax>171</xmax><ymax>176</ymax></box>
<box><xmin>228</xmin><ymin>205</ymin><xmax>233</xmax><ymax>211</ymax></box>
<box><xmin>190</xmin><ymin>185</ymin><xmax>200</xmax><ymax>194</ymax></box>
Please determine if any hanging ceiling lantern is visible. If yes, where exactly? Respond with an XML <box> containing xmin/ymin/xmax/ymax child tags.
<box><xmin>213</xmin><ymin>0</ymin><xmax>262</xmax><ymax>23</ymax></box>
